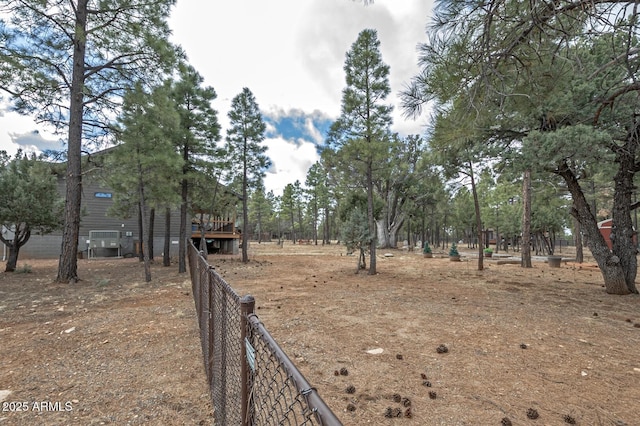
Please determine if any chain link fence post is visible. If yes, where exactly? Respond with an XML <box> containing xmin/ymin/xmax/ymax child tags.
<box><xmin>240</xmin><ymin>295</ymin><xmax>256</xmax><ymax>426</ymax></box>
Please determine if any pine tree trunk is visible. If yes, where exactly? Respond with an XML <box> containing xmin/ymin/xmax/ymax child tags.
<box><xmin>163</xmin><ymin>207</ymin><xmax>171</xmax><ymax>267</ymax></box>
<box><xmin>573</xmin><ymin>218</ymin><xmax>584</xmax><ymax>263</ymax></box>
<box><xmin>138</xmin><ymin>197</ymin><xmax>151</xmax><ymax>283</ymax></box>
<box><xmin>313</xmin><ymin>202</ymin><xmax>318</xmax><ymax>245</ymax></box>
<box><xmin>241</xmin><ymin>152</ymin><xmax>249</xmax><ymax>263</ymax></box>
<box><xmin>5</xmin><ymin>244</ymin><xmax>19</xmax><ymax>272</ymax></box>
<box><xmin>469</xmin><ymin>160</ymin><xmax>484</xmax><ymax>271</ymax></box>
<box><xmin>242</xmin><ymin>196</ymin><xmax>249</xmax><ymax>262</ymax></box>
<box><xmin>521</xmin><ymin>170</ymin><xmax>532</xmax><ymax>268</ymax></box>
<box><xmin>56</xmin><ymin>0</ymin><xmax>87</xmax><ymax>283</ymax></box>
<box><xmin>376</xmin><ymin>213</ymin><xmax>405</xmax><ymax>249</ymax></box>
<box><xmin>178</xmin><ymin>172</ymin><xmax>188</xmax><ymax>273</ymax></box>
<box><xmin>376</xmin><ymin>218</ymin><xmax>390</xmax><ymax>248</ymax></box>
<box><xmin>148</xmin><ymin>208</ymin><xmax>155</xmax><ymax>261</ymax></box>
<box><xmin>5</xmin><ymin>225</ymin><xmax>31</xmax><ymax>272</ymax></box>
<box><xmin>297</xmin><ymin>203</ymin><xmax>304</xmax><ymax>241</ymax></box>
<box><xmin>367</xmin><ymin>162</ymin><xmax>376</xmax><ymax>275</ymax></box>
<box><xmin>611</xmin><ymin>144</ymin><xmax>638</xmax><ymax>293</ymax></box>
<box><xmin>290</xmin><ymin>210</ymin><xmax>296</xmax><ymax>243</ymax></box>
<box><xmin>356</xmin><ymin>247</ymin><xmax>366</xmax><ymax>273</ymax></box>
<box><xmin>556</xmin><ymin>160</ymin><xmax>632</xmax><ymax>294</ymax></box>
<box><xmin>324</xmin><ymin>206</ymin><xmax>330</xmax><ymax>244</ymax></box>
<box><xmin>388</xmin><ymin>216</ymin><xmax>404</xmax><ymax>249</ymax></box>
<box><xmin>137</xmin><ymin>207</ymin><xmax>144</xmax><ymax>262</ymax></box>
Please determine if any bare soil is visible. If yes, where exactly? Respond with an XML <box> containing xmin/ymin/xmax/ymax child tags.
<box><xmin>0</xmin><ymin>259</ymin><xmax>212</xmax><ymax>425</ymax></box>
<box><xmin>2</xmin><ymin>243</ymin><xmax>640</xmax><ymax>425</ymax></box>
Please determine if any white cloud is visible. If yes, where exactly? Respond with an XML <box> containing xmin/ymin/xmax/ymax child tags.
<box><xmin>169</xmin><ymin>0</ymin><xmax>435</xmax><ymax>194</ymax></box>
<box><xmin>264</xmin><ymin>120</ymin><xmax>277</xmax><ymax>135</ymax></box>
<box><xmin>304</xmin><ymin>117</ymin><xmax>324</xmax><ymax>145</ymax></box>
<box><xmin>9</xmin><ymin>130</ymin><xmax>63</xmax><ymax>153</ymax></box>
<box><xmin>0</xmin><ymin>1</ymin><xmax>436</xmax><ymax>196</ymax></box>
<box><xmin>0</xmin><ymin>103</ymin><xmax>62</xmax><ymax>155</ymax></box>
<box><xmin>261</xmin><ymin>107</ymin><xmax>332</xmax><ymax>151</ymax></box>
<box><xmin>264</xmin><ymin>136</ymin><xmax>320</xmax><ymax>196</ymax></box>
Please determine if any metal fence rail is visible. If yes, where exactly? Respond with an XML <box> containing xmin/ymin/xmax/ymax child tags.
<box><xmin>245</xmin><ymin>314</ymin><xmax>342</xmax><ymax>425</ymax></box>
<box><xmin>187</xmin><ymin>242</ymin><xmax>342</xmax><ymax>426</ymax></box>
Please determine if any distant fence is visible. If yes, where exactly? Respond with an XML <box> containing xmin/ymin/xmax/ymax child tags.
<box><xmin>187</xmin><ymin>242</ymin><xmax>342</xmax><ymax>426</ymax></box>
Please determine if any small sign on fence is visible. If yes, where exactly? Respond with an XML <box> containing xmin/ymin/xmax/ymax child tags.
<box><xmin>245</xmin><ymin>337</ymin><xmax>256</xmax><ymax>372</ymax></box>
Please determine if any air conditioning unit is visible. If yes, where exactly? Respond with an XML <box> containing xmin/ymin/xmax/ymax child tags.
<box><xmin>89</xmin><ymin>230</ymin><xmax>121</xmax><ymax>258</ymax></box>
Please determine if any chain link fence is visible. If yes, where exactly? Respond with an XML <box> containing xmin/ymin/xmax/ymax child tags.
<box><xmin>188</xmin><ymin>242</ymin><xmax>342</xmax><ymax>426</ymax></box>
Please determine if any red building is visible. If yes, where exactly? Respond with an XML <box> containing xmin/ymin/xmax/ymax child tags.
<box><xmin>598</xmin><ymin>219</ymin><xmax>637</xmax><ymax>250</ymax></box>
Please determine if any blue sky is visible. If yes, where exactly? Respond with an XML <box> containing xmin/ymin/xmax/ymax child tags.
<box><xmin>0</xmin><ymin>0</ymin><xmax>435</xmax><ymax>196</ymax></box>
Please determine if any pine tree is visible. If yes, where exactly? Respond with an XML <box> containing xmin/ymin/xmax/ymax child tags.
<box><xmin>305</xmin><ymin>162</ymin><xmax>330</xmax><ymax>245</ymax></box>
<box><xmin>249</xmin><ymin>182</ymin><xmax>272</xmax><ymax>243</ymax></box>
<box><xmin>0</xmin><ymin>151</ymin><xmax>64</xmax><ymax>272</ymax></box>
<box><xmin>281</xmin><ymin>183</ymin><xmax>299</xmax><ymax>243</ymax></box>
<box><xmin>0</xmin><ymin>0</ymin><xmax>177</xmax><ymax>282</ymax></box>
<box><xmin>224</xmin><ymin>88</ymin><xmax>271</xmax><ymax>263</ymax></box>
<box><xmin>108</xmin><ymin>82</ymin><xmax>181</xmax><ymax>282</ymax></box>
<box><xmin>171</xmin><ymin>64</ymin><xmax>221</xmax><ymax>273</ymax></box>
<box><xmin>402</xmin><ymin>0</ymin><xmax>640</xmax><ymax>293</ymax></box>
<box><xmin>328</xmin><ymin>29</ymin><xmax>393</xmax><ymax>275</ymax></box>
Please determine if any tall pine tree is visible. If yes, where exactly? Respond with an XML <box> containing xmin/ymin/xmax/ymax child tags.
<box><xmin>109</xmin><ymin>82</ymin><xmax>181</xmax><ymax>281</ymax></box>
<box><xmin>0</xmin><ymin>0</ymin><xmax>178</xmax><ymax>282</ymax></box>
<box><xmin>224</xmin><ymin>88</ymin><xmax>271</xmax><ymax>263</ymax></box>
<box><xmin>171</xmin><ymin>64</ymin><xmax>221</xmax><ymax>273</ymax></box>
<box><xmin>328</xmin><ymin>29</ymin><xmax>393</xmax><ymax>275</ymax></box>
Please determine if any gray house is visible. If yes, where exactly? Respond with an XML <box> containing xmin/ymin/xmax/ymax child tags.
<box><xmin>10</xmin><ymin>149</ymin><xmax>239</xmax><ymax>260</ymax></box>
<box><xmin>17</xmin><ymin>173</ymin><xmax>182</xmax><ymax>260</ymax></box>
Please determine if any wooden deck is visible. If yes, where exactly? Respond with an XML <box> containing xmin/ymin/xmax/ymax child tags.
<box><xmin>191</xmin><ymin>215</ymin><xmax>240</xmax><ymax>240</ymax></box>
<box><xmin>191</xmin><ymin>231</ymin><xmax>240</xmax><ymax>239</ymax></box>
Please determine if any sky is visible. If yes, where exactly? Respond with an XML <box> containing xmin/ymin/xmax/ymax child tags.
<box><xmin>0</xmin><ymin>0</ymin><xmax>435</xmax><ymax>196</ymax></box>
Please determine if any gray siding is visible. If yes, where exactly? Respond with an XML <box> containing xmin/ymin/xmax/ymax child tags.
<box><xmin>15</xmin><ymin>175</ymin><xmax>183</xmax><ymax>259</ymax></box>
<box><xmin>14</xmin><ymin>235</ymin><xmax>61</xmax><ymax>260</ymax></box>
<box><xmin>18</xmin><ymin>235</ymin><xmax>181</xmax><ymax>260</ymax></box>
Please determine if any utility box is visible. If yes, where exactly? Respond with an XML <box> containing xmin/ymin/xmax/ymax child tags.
<box><xmin>89</xmin><ymin>230</ymin><xmax>121</xmax><ymax>258</ymax></box>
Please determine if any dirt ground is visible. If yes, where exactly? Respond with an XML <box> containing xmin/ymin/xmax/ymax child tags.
<box><xmin>1</xmin><ymin>243</ymin><xmax>640</xmax><ymax>425</ymax></box>
<box><xmin>0</xmin><ymin>258</ymin><xmax>212</xmax><ymax>425</ymax></box>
